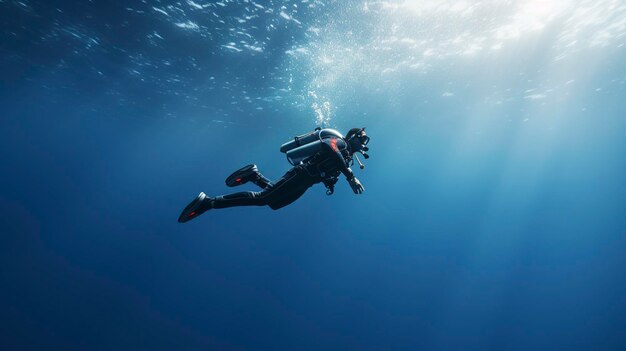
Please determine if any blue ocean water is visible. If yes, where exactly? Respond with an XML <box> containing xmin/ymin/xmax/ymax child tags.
<box><xmin>2</xmin><ymin>0</ymin><xmax>626</xmax><ymax>349</ymax></box>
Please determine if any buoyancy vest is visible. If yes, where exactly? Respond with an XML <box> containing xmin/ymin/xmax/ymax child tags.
<box><xmin>280</xmin><ymin>128</ymin><xmax>344</xmax><ymax>165</ymax></box>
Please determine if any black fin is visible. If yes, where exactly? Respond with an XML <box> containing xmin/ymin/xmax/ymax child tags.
<box><xmin>178</xmin><ymin>192</ymin><xmax>212</xmax><ymax>223</ymax></box>
<box><xmin>225</xmin><ymin>164</ymin><xmax>258</xmax><ymax>187</ymax></box>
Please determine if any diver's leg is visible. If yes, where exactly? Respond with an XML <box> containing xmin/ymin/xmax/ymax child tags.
<box><xmin>180</xmin><ymin>190</ymin><xmax>269</xmax><ymax>222</ymax></box>
<box><xmin>266</xmin><ymin>173</ymin><xmax>315</xmax><ymax>210</ymax></box>
<box><xmin>180</xmin><ymin>167</ymin><xmax>313</xmax><ymax>222</ymax></box>
<box><xmin>212</xmin><ymin>191</ymin><xmax>269</xmax><ymax>209</ymax></box>
<box><xmin>257</xmin><ymin>166</ymin><xmax>316</xmax><ymax>210</ymax></box>
<box><xmin>252</xmin><ymin>171</ymin><xmax>272</xmax><ymax>189</ymax></box>
<box><xmin>213</xmin><ymin>166</ymin><xmax>309</xmax><ymax>209</ymax></box>
<box><xmin>179</xmin><ymin>172</ymin><xmax>287</xmax><ymax>222</ymax></box>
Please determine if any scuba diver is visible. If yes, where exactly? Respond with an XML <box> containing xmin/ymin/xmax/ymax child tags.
<box><xmin>178</xmin><ymin>127</ymin><xmax>370</xmax><ymax>223</ymax></box>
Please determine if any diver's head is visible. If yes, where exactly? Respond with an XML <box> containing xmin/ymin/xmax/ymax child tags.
<box><xmin>345</xmin><ymin>127</ymin><xmax>370</xmax><ymax>153</ymax></box>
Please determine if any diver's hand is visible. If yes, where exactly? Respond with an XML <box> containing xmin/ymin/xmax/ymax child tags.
<box><xmin>348</xmin><ymin>177</ymin><xmax>364</xmax><ymax>194</ymax></box>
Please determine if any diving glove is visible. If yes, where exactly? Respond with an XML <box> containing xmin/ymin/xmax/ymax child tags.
<box><xmin>348</xmin><ymin>177</ymin><xmax>364</xmax><ymax>194</ymax></box>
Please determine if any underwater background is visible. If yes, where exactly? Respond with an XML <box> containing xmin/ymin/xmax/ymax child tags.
<box><xmin>2</xmin><ymin>0</ymin><xmax>626</xmax><ymax>349</ymax></box>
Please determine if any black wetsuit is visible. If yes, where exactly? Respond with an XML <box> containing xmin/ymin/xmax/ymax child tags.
<box><xmin>212</xmin><ymin>136</ymin><xmax>354</xmax><ymax>210</ymax></box>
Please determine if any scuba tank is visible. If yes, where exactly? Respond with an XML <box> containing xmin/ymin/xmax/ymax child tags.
<box><xmin>279</xmin><ymin>127</ymin><xmax>321</xmax><ymax>153</ymax></box>
<box><xmin>280</xmin><ymin>127</ymin><xmax>344</xmax><ymax>165</ymax></box>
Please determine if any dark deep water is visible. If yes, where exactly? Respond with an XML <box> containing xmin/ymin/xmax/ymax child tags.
<box><xmin>2</xmin><ymin>0</ymin><xmax>626</xmax><ymax>350</ymax></box>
